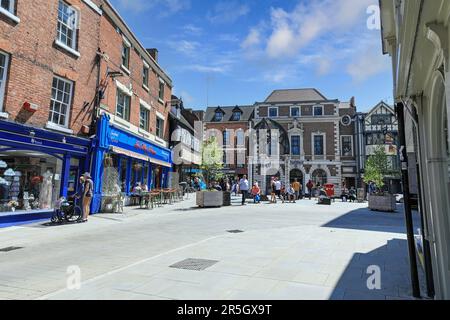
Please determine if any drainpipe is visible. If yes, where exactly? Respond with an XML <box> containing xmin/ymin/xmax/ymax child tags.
<box><xmin>396</xmin><ymin>101</ymin><xmax>421</xmax><ymax>298</ymax></box>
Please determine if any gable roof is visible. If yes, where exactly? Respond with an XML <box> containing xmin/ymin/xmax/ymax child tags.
<box><xmin>366</xmin><ymin>101</ymin><xmax>395</xmax><ymax>118</ymax></box>
<box><xmin>264</xmin><ymin>89</ymin><xmax>328</xmax><ymax>103</ymax></box>
<box><xmin>205</xmin><ymin>105</ymin><xmax>254</xmax><ymax>122</ymax></box>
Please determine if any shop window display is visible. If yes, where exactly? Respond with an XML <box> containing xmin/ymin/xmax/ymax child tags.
<box><xmin>0</xmin><ymin>153</ymin><xmax>61</xmax><ymax>213</ymax></box>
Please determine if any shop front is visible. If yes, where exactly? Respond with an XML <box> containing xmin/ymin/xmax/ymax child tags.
<box><xmin>91</xmin><ymin>115</ymin><xmax>172</xmax><ymax>213</ymax></box>
<box><xmin>0</xmin><ymin>120</ymin><xmax>90</xmax><ymax>223</ymax></box>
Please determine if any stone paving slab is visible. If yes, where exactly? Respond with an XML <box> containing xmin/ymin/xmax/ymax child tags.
<box><xmin>0</xmin><ymin>196</ymin><xmax>426</xmax><ymax>300</ymax></box>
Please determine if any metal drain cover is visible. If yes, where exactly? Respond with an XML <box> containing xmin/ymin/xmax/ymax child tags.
<box><xmin>227</xmin><ymin>230</ymin><xmax>244</xmax><ymax>233</ymax></box>
<box><xmin>0</xmin><ymin>246</ymin><xmax>23</xmax><ymax>252</ymax></box>
<box><xmin>170</xmin><ymin>258</ymin><xmax>218</xmax><ymax>271</ymax></box>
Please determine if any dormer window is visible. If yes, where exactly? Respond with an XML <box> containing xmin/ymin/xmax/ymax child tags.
<box><xmin>231</xmin><ymin>111</ymin><xmax>241</xmax><ymax>121</ymax></box>
<box><xmin>313</xmin><ymin>105</ymin><xmax>324</xmax><ymax>116</ymax></box>
<box><xmin>214</xmin><ymin>111</ymin><xmax>223</xmax><ymax>122</ymax></box>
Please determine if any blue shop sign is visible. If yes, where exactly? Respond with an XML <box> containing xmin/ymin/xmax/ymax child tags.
<box><xmin>109</xmin><ymin>126</ymin><xmax>171</xmax><ymax>165</ymax></box>
<box><xmin>0</xmin><ymin>120</ymin><xmax>89</xmax><ymax>157</ymax></box>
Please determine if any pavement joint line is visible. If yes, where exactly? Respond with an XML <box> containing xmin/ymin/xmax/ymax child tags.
<box><xmin>35</xmin><ymin>234</ymin><xmax>224</xmax><ymax>300</ymax></box>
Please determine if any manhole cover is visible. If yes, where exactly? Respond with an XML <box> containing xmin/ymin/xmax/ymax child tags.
<box><xmin>227</xmin><ymin>230</ymin><xmax>244</xmax><ymax>233</ymax></box>
<box><xmin>0</xmin><ymin>246</ymin><xmax>23</xmax><ymax>252</ymax></box>
<box><xmin>170</xmin><ymin>258</ymin><xmax>218</xmax><ymax>271</ymax></box>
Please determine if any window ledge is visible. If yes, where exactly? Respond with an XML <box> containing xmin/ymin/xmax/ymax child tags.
<box><xmin>121</xmin><ymin>65</ymin><xmax>131</xmax><ymax>75</ymax></box>
<box><xmin>158</xmin><ymin>98</ymin><xmax>165</xmax><ymax>105</ymax></box>
<box><xmin>138</xmin><ymin>127</ymin><xmax>150</xmax><ymax>136</ymax></box>
<box><xmin>0</xmin><ymin>111</ymin><xmax>9</xmax><ymax>119</ymax></box>
<box><xmin>142</xmin><ymin>84</ymin><xmax>150</xmax><ymax>92</ymax></box>
<box><xmin>0</xmin><ymin>8</ymin><xmax>20</xmax><ymax>24</ymax></box>
<box><xmin>45</xmin><ymin>122</ymin><xmax>74</xmax><ymax>134</ymax></box>
<box><xmin>55</xmin><ymin>40</ymin><xmax>80</xmax><ymax>57</ymax></box>
<box><xmin>113</xmin><ymin>116</ymin><xmax>131</xmax><ymax>128</ymax></box>
<box><xmin>155</xmin><ymin>136</ymin><xmax>166</xmax><ymax>145</ymax></box>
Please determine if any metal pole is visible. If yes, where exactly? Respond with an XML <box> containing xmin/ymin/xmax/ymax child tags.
<box><xmin>396</xmin><ymin>102</ymin><xmax>421</xmax><ymax>298</ymax></box>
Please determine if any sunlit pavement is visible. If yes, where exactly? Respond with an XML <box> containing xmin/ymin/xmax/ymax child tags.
<box><xmin>0</xmin><ymin>195</ymin><xmax>426</xmax><ymax>300</ymax></box>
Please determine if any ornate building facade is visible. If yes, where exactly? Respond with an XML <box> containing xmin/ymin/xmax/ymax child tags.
<box><xmin>248</xmin><ymin>89</ymin><xmax>359</xmax><ymax>196</ymax></box>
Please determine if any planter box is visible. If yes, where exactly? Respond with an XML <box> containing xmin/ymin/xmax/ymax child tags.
<box><xmin>368</xmin><ymin>194</ymin><xmax>397</xmax><ymax>212</ymax></box>
<box><xmin>196</xmin><ymin>191</ymin><xmax>223</xmax><ymax>208</ymax></box>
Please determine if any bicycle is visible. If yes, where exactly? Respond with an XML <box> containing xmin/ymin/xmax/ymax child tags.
<box><xmin>51</xmin><ymin>197</ymin><xmax>82</xmax><ymax>224</ymax></box>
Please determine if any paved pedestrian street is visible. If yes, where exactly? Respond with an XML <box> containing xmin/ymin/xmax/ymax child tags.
<box><xmin>0</xmin><ymin>196</ymin><xmax>425</xmax><ymax>300</ymax></box>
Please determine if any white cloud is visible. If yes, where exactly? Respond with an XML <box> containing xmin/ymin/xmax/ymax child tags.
<box><xmin>207</xmin><ymin>1</ymin><xmax>250</xmax><ymax>24</ymax></box>
<box><xmin>242</xmin><ymin>0</ymin><xmax>375</xmax><ymax>58</ymax></box>
<box><xmin>241</xmin><ymin>28</ymin><xmax>261</xmax><ymax>49</ymax></box>
<box><xmin>185</xmin><ymin>65</ymin><xmax>227</xmax><ymax>74</ymax></box>
<box><xmin>182</xmin><ymin>24</ymin><xmax>203</xmax><ymax>36</ymax></box>
<box><xmin>346</xmin><ymin>45</ymin><xmax>390</xmax><ymax>82</ymax></box>
<box><xmin>168</xmin><ymin>40</ymin><xmax>200</xmax><ymax>56</ymax></box>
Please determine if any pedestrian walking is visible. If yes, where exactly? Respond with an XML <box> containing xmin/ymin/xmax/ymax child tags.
<box><xmin>239</xmin><ymin>175</ymin><xmax>249</xmax><ymax>205</ymax></box>
<box><xmin>275</xmin><ymin>178</ymin><xmax>282</xmax><ymax>201</ymax></box>
<box><xmin>270</xmin><ymin>177</ymin><xmax>277</xmax><ymax>203</ymax></box>
<box><xmin>306</xmin><ymin>180</ymin><xmax>314</xmax><ymax>200</ymax></box>
<box><xmin>80</xmin><ymin>172</ymin><xmax>93</xmax><ymax>223</ymax></box>
<box><xmin>292</xmin><ymin>179</ymin><xmax>301</xmax><ymax>200</ymax></box>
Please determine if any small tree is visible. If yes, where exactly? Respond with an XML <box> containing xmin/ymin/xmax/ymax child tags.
<box><xmin>200</xmin><ymin>136</ymin><xmax>224</xmax><ymax>187</ymax></box>
<box><xmin>364</xmin><ymin>145</ymin><xmax>394</xmax><ymax>192</ymax></box>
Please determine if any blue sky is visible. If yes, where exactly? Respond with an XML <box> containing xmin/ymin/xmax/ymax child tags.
<box><xmin>110</xmin><ymin>0</ymin><xmax>393</xmax><ymax>112</ymax></box>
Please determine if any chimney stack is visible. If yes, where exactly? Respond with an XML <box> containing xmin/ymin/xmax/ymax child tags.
<box><xmin>147</xmin><ymin>48</ymin><xmax>158</xmax><ymax>62</ymax></box>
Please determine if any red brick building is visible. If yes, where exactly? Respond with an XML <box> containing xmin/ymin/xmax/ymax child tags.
<box><xmin>0</xmin><ymin>0</ymin><xmax>173</xmax><ymax>217</ymax></box>
<box><xmin>203</xmin><ymin>105</ymin><xmax>255</xmax><ymax>178</ymax></box>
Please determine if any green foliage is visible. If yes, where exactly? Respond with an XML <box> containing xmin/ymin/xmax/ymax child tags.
<box><xmin>200</xmin><ymin>136</ymin><xmax>224</xmax><ymax>185</ymax></box>
<box><xmin>364</xmin><ymin>145</ymin><xmax>399</xmax><ymax>189</ymax></box>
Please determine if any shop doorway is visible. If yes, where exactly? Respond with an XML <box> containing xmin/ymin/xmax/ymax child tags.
<box><xmin>290</xmin><ymin>169</ymin><xmax>303</xmax><ymax>186</ymax></box>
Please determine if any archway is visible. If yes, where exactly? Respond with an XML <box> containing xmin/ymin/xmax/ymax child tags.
<box><xmin>311</xmin><ymin>169</ymin><xmax>327</xmax><ymax>187</ymax></box>
<box><xmin>290</xmin><ymin>169</ymin><xmax>303</xmax><ymax>184</ymax></box>
<box><xmin>424</xmin><ymin>70</ymin><xmax>450</xmax><ymax>298</ymax></box>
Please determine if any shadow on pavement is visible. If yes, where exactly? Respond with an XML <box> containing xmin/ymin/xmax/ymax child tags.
<box><xmin>329</xmin><ymin>238</ymin><xmax>425</xmax><ymax>300</ymax></box>
<box><xmin>322</xmin><ymin>205</ymin><xmax>421</xmax><ymax>234</ymax></box>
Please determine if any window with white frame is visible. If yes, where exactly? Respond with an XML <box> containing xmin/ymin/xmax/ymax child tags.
<box><xmin>0</xmin><ymin>51</ymin><xmax>9</xmax><ymax>112</ymax></box>
<box><xmin>49</xmin><ymin>76</ymin><xmax>73</xmax><ymax>127</ymax></box>
<box><xmin>158</xmin><ymin>80</ymin><xmax>165</xmax><ymax>101</ymax></box>
<box><xmin>139</xmin><ymin>105</ymin><xmax>149</xmax><ymax>131</ymax></box>
<box><xmin>291</xmin><ymin>135</ymin><xmax>301</xmax><ymax>155</ymax></box>
<box><xmin>313</xmin><ymin>134</ymin><xmax>325</xmax><ymax>156</ymax></box>
<box><xmin>269</xmin><ymin>107</ymin><xmax>278</xmax><ymax>118</ymax></box>
<box><xmin>142</xmin><ymin>65</ymin><xmax>149</xmax><ymax>88</ymax></box>
<box><xmin>291</xmin><ymin>107</ymin><xmax>300</xmax><ymax>117</ymax></box>
<box><xmin>341</xmin><ymin>135</ymin><xmax>353</xmax><ymax>157</ymax></box>
<box><xmin>313</xmin><ymin>105</ymin><xmax>324</xmax><ymax>116</ymax></box>
<box><xmin>1</xmin><ymin>0</ymin><xmax>15</xmax><ymax>14</ymax></box>
<box><xmin>156</xmin><ymin>117</ymin><xmax>164</xmax><ymax>138</ymax></box>
<box><xmin>116</xmin><ymin>89</ymin><xmax>131</xmax><ymax>121</ymax></box>
<box><xmin>122</xmin><ymin>42</ymin><xmax>130</xmax><ymax>69</ymax></box>
<box><xmin>57</xmin><ymin>0</ymin><xmax>78</xmax><ymax>50</ymax></box>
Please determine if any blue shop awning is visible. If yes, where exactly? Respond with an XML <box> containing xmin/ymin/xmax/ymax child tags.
<box><xmin>111</xmin><ymin>146</ymin><xmax>171</xmax><ymax>168</ymax></box>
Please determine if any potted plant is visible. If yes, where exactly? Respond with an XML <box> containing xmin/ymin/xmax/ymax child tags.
<box><xmin>364</xmin><ymin>146</ymin><xmax>399</xmax><ymax>212</ymax></box>
<box><xmin>196</xmin><ymin>137</ymin><xmax>225</xmax><ymax>208</ymax></box>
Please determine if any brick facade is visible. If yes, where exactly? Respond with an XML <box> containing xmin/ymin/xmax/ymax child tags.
<box><xmin>97</xmin><ymin>8</ymin><xmax>172</xmax><ymax>144</ymax></box>
<box><xmin>0</xmin><ymin>0</ymin><xmax>102</xmax><ymax>135</ymax></box>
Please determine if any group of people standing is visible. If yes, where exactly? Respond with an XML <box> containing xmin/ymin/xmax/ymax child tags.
<box><xmin>269</xmin><ymin>177</ymin><xmax>304</xmax><ymax>204</ymax></box>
